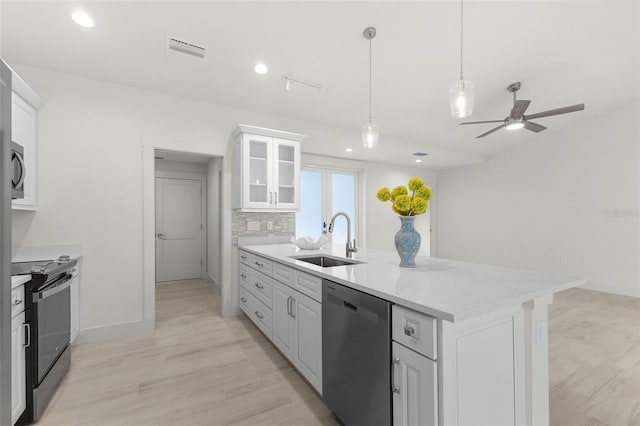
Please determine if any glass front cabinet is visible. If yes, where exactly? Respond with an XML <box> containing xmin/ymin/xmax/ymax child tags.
<box><xmin>233</xmin><ymin>125</ymin><xmax>303</xmax><ymax>211</ymax></box>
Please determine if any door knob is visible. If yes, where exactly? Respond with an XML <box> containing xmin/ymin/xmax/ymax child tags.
<box><xmin>156</xmin><ymin>233</ymin><xmax>166</xmax><ymax>239</ymax></box>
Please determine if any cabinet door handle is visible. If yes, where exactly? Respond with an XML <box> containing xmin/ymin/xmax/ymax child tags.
<box><xmin>255</xmin><ymin>283</ymin><xmax>264</xmax><ymax>290</ymax></box>
<box><xmin>13</xmin><ymin>299</ymin><xmax>23</xmax><ymax>306</ymax></box>
<box><xmin>254</xmin><ymin>261</ymin><xmax>263</xmax><ymax>268</ymax></box>
<box><xmin>392</xmin><ymin>357</ymin><xmax>400</xmax><ymax>393</ymax></box>
<box><xmin>240</xmin><ymin>297</ymin><xmax>247</xmax><ymax>304</ymax></box>
<box><xmin>404</xmin><ymin>326</ymin><xmax>415</xmax><ymax>337</ymax></box>
<box><xmin>270</xmin><ymin>192</ymin><xmax>273</xmax><ymax>204</ymax></box>
<box><xmin>240</xmin><ymin>255</ymin><xmax>247</xmax><ymax>261</ymax></box>
<box><xmin>287</xmin><ymin>296</ymin><xmax>291</xmax><ymax>316</ymax></box>
<box><xmin>23</xmin><ymin>323</ymin><xmax>31</xmax><ymax>348</ymax></box>
<box><xmin>240</xmin><ymin>273</ymin><xmax>247</xmax><ymax>279</ymax></box>
<box><xmin>255</xmin><ymin>311</ymin><xmax>264</xmax><ymax>320</ymax></box>
<box><xmin>290</xmin><ymin>298</ymin><xmax>296</xmax><ymax>318</ymax></box>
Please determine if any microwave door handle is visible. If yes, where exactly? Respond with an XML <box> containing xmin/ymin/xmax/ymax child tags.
<box><xmin>13</xmin><ymin>152</ymin><xmax>26</xmax><ymax>189</ymax></box>
<box><xmin>33</xmin><ymin>276</ymin><xmax>72</xmax><ymax>302</ymax></box>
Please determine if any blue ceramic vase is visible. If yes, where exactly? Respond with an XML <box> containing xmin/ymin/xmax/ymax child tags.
<box><xmin>394</xmin><ymin>216</ymin><xmax>421</xmax><ymax>268</ymax></box>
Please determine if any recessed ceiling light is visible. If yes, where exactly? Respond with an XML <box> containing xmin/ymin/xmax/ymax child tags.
<box><xmin>254</xmin><ymin>63</ymin><xmax>268</xmax><ymax>75</ymax></box>
<box><xmin>345</xmin><ymin>148</ymin><xmax>353</xmax><ymax>153</ymax></box>
<box><xmin>415</xmin><ymin>159</ymin><xmax>423</xmax><ymax>163</ymax></box>
<box><xmin>72</xmin><ymin>11</ymin><xmax>94</xmax><ymax>28</ymax></box>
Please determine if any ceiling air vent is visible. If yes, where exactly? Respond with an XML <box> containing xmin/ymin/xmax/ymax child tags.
<box><xmin>168</xmin><ymin>37</ymin><xmax>207</xmax><ymax>59</ymax></box>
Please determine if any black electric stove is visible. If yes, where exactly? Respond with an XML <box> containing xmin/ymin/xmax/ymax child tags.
<box><xmin>13</xmin><ymin>255</ymin><xmax>77</xmax><ymax>424</ymax></box>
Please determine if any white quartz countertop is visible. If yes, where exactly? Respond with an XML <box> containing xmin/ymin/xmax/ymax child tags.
<box><xmin>239</xmin><ymin>244</ymin><xmax>585</xmax><ymax>322</ymax></box>
<box><xmin>11</xmin><ymin>275</ymin><xmax>30</xmax><ymax>290</ymax></box>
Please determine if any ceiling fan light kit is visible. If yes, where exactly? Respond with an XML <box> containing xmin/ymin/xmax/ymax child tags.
<box><xmin>460</xmin><ymin>81</ymin><xmax>585</xmax><ymax>138</ymax></box>
<box><xmin>362</xmin><ymin>26</ymin><xmax>379</xmax><ymax>149</ymax></box>
<box><xmin>449</xmin><ymin>0</ymin><xmax>475</xmax><ymax>119</ymax></box>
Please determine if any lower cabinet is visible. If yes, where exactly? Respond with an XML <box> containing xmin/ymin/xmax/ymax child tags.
<box><xmin>11</xmin><ymin>311</ymin><xmax>26</xmax><ymax>425</ymax></box>
<box><xmin>272</xmin><ymin>281</ymin><xmax>322</xmax><ymax>393</ymax></box>
<box><xmin>392</xmin><ymin>342</ymin><xmax>437</xmax><ymax>426</ymax></box>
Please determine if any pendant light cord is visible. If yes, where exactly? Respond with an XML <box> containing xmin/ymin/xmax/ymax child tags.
<box><xmin>459</xmin><ymin>0</ymin><xmax>464</xmax><ymax>80</ymax></box>
<box><xmin>369</xmin><ymin>37</ymin><xmax>372</xmax><ymax>121</ymax></box>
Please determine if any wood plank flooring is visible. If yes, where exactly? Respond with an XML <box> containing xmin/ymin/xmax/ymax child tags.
<box><xmin>549</xmin><ymin>288</ymin><xmax>640</xmax><ymax>426</ymax></box>
<box><xmin>37</xmin><ymin>280</ymin><xmax>335</xmax><ymax>426</ymax></box>
<box><xmin>35</xmin><ymin>280</ymin><xmax>640</xmax><ymax>425</ymax></box>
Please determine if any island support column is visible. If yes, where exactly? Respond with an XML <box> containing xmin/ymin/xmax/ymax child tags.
<box><xmin>523</xmin><ymin>294</ymin><xmax>554</xmax><ymax>426</ymax></box>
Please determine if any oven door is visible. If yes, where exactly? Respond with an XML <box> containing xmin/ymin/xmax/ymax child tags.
<box><xmin>11</xmin><ymin>141</ymin><xmax>25</xmax><ymax>199</ymax></box>
<box><xmin>33</xmin><ymin>274</ymin><xmax>71</xmax><ymax>384</ymax></box>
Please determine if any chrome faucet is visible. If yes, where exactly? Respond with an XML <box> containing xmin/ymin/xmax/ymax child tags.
<box><xmin>328</xmin><ymin>212</ymin><xmax>358</xmax><ymax>258</ymax></box>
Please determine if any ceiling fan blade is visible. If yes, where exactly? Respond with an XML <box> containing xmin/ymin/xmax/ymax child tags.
<box><xmin>476</xmin><ymin>124</ymin><xmax>506</xmax><ymax>139</ymax></box>
<box><xmin>524</xmin><ymin>104</ymin><xmax>585</xmax><ymax>120</ymax></box>
<box><xmin>510</xmin><ymin>100</ymin><xmax>531</xmax><ymax>120</ymax></box>
<box><xmin>523</xmin><ymin>121</ymin><xmax>547</xmax><ymax>133</ymax></box>
<box><xmin>460</xmin><ymin>120</ymin><xmax>505</xmax><ymax>125</ymax></box>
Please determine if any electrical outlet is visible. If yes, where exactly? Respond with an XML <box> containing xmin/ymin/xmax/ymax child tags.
<box><xmin>247</xmin><ymin>221</ymin><xmax>260</xmax><ymax>231</ymax></box>
<box><xmin>267</xmin><ymin>221</ymin><xmax>274</xmax><ymax>230</ymax></box>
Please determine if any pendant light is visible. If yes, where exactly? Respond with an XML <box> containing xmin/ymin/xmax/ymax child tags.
<box><xmin>362</xmin><ymin>26</ymin><xmax>378</xmax><ymax>149</ymax></box>
<box><xmin>449</xmin><ymin>0</ymin><xmax>475</xmax><ymax>119</ymax></box>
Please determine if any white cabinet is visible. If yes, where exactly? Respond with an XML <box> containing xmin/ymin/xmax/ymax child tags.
<box><xmin>239</xmin><ymin>249</ymin><xmax>322</xmax><ymax>394</ymax></box>
<box><xmin>233</xmin><ymin>125</ymin><xmax>303</xmax><ymax>212</ymax></box>
<box><xmin>11</xmin><ymin>75</ymin><xmax>43</xmax><ymax>210</ymax></box>
<box><xmin>11</xmin><ymin>303</ymin><xmax>27</xmax><ymax>424</ymax></box>
<box><xmin>392</xmin><ymin>342</ymin><xmax>437</xmax><ymax>426</ymax></box>
<box><xmin>272</xmin><ymin>280</ymin><xmax>322</xmax><ymax>393</ymax></box>
<box><xmin>291</xmin><ymin>289</ymin><xmax>322</xmax><ymax>392</ymax></box>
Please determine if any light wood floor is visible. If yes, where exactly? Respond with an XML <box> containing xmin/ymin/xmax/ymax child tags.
<box><xmin>38</xmin><ymin>280</ymin><xmax>335</xmax><ymax>426</ymax></box>
<box><xmin>549</xmin><ymin>288</ymin><xmax>640</xmax><ymax>426</ymax></box>
<box><xmin>36</xmin><ymin>281</ymin><xmax>640</xmax><ymax>425</ymax></box>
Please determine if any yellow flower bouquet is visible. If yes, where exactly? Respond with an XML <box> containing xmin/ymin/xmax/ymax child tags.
<box><xmin>377</xmin><ymin>177</ymin><xmax>432</xmax><ymax>216</ymax></box>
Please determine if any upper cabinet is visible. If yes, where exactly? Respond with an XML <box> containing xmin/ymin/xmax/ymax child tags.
<box><xmin>233</xmin><ymin>125</ymin><xmax>304</xmax><ymax>212</ymax></box>
<box><xmin>12</xmin><ymin>73</ymin><xmax>44</xmax><ymax>211</ymax></box>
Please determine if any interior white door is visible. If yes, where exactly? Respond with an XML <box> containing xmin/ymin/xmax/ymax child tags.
<box><xmin>156</xmin><ymin>178</ymin><xmax>203</xmax><ymax>282</ymax></box>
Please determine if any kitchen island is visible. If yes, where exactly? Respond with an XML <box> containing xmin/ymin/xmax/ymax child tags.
<box><xmin>237</xmin><ymin>243</ymin><xmax>584</xmax><ymax>426</ymax></box>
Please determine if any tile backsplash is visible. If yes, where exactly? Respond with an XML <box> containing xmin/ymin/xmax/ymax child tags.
<box><xmin>232</xmin><ymin>211</ymin><xmax>295</xmax><ymax>246</ymax></box>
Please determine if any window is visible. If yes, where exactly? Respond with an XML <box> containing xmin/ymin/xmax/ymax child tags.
<box><xmin>296</xmin><ymin>167</ymin><xmax>359</xmax><ymax>245</ymax></box>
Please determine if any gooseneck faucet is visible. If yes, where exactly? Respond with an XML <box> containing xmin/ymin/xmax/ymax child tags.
<box><xmin>328</xmin><ymin>212</ymin><xmax>358</xmax><ymax>258</ymax></box>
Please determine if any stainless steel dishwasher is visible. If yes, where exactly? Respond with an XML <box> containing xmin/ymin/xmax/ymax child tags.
<box><xmin>322</xmin><ymin>279</ymin><xmax>391</xmax><ymax>426</ymax></box>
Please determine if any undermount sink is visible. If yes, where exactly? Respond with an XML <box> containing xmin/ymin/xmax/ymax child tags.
<box><xmin>291</xmin><ymin>255</ymin><xmax>365</xmax><ymax>268</ymax></box>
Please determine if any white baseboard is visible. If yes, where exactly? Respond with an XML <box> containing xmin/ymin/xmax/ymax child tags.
<box><xmin>75</xmin><ymin>318</ymin><xmax>154</xmax><ymax>344</ymax></box>
<box><xmin>579</xmin><ymin>281</ymin><xmax>640</xmax><ymax>298</ymax></box>
<box><xmin>206</xmin><ymin>272</ymin><xmax>220</xmax><ymax>293</ymax></box>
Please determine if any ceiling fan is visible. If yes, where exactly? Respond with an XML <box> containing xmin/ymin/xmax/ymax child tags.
<box><xmin>460</xmin><ymin>82</ymin><xmax>585</xmax><ymax>138</ymax></box>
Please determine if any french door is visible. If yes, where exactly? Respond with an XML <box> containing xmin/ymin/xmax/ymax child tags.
<box><xmin>296</xmin><ymin>167</ymin><xmax>359</xmax><ymax>245</ymax></box>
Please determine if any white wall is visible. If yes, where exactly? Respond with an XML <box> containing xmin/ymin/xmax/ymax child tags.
<box><xmin>206</xmin><ymin>157</ymin><xmax>222</xmax><ymax>290</ymax></box>
<box><xmin>437</xmin><ymin>101</ymin><xmax>640</xmax><ymax>297</ymax></box>
<box><xmin>301</xmin><ymin>153</ymin><xmax>438</xmax><ymax>256</ymax></box>
<box><xmin>10</xmin><ymin>65</ymin><xmax>441</xmax><ymax>337</ymax></box>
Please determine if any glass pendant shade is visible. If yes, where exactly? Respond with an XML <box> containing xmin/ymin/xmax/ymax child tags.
<box><xmin>362</xmin><ymin>120</ymin><xmax>379</xmax><ymax>149</ymax></box>
<box><xmin>449</xmin><ymin>78</ymin><xmax>475</xmax><ymax>119</ymax></box>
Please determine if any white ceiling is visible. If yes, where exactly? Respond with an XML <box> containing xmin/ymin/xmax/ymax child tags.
<box><xmin>1</xmin><ymin>1</ymin><xmax>638</xmax><ymax>169</ymax></box>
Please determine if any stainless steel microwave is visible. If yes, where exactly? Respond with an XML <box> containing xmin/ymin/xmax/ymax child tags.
<box><xmin>11</xmin><ymin>141</ymin><xmax>25</xmax><ymax>199</ymax></box>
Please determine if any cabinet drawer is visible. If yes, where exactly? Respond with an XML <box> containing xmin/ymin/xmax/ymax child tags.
<box><xmin>11</xmin><ymin>285</ymin><xmax>25</xmax><ymax>319</ymax></box>
<box><xmin>392</xmin><ymin>305</ymin><xmax>437</xmax><ymax>360</ymax></box>
<box><xmin>249</xmin><ymin>269</ymin><xmax>275</xmax><ymax>309</ymax></box>
<box><xmin>239</xmin><ymin>250</ymin><xmax>251</xmax><ymax>266</ymax></box>
<box><xmin>249</xmin><ymin>295</ymin><xmax>273</xmax><ymax>339</ymax></box>
<box><xmin>294</xmin><ymin>270</ymin><xmax>322</xmax><ymax>302</ymax></box>
<box><xmin>250</xmin><ymin>254</ymin><xmax>273</xmax><ymax>276</ymax></box>
<box><xmin>273</xmin><ymin>262</ymin><xmax>295</xmax><ymax>287</ymax></box>
<box><xmin>239</xmin><ymin>286</ymin><xmax>250</xmax><ymax>314</ymax></box>
<box><xmin>239</xmin><ymin>264</ymin><xmax>250</xmax><ymax>289</ymax></box>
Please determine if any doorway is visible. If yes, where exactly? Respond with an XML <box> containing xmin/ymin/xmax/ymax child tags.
<box><xmin>155</xmin><ymin>177</ymin><xmax>204</xmax><ymax>282</ymax></box>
